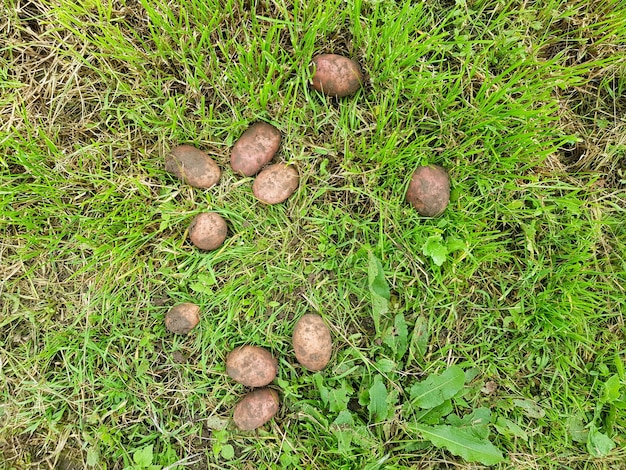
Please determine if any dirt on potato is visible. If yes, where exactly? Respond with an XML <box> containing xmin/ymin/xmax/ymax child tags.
<box><xmin>165</xmin><ymin>145</ymin><xmax>221</xmax><ymax>188</ymax></box>
<box><xmin>189</xmin><ymin>212</ymin><xmax>228</xmax><ymax>251</ymax></box>
<box><xmin>233</xmin><ymin>388</ymin><xmax>280</xmax><ymax>431</ymax></box>
<box><xmin>406</xmin><ymin>165</ymin><xmax>450</xmax><ymax>217</ymax></box>
<box><xmin>311</xmin><ymin>54</ymin><xmax>363</xmax><ymax>98</ymax></box>
<box><xmin>165</xmin><ymin>303</ymin><xmax>200</xmax><ymax>335</ymax></box>
<box><xmin>292</xmin><ymin>313</ymin><xmax>332</xmax><ymax>371</ymax></box>
<box><xmin>252</xmin><ymin>164</ymin><xmax>299</xmax><ymax>204</ymax></box>
<box><xmin>231</xmin><ymin>122</ymin><xmax>281</xmax><ymax>177</ymax></box>
<box><xmin>226</xmin><ymin>346</ymin><xmax>277</xmax><ymax>388</ymax></box>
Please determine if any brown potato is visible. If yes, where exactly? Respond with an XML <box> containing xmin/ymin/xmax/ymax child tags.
<box><xmin>252</xmin><ymin>164</ymin><xmax>299</xmax><ymax>204</ymax></box>
<box><xmin>311</xmin><ymin>54</ymin><xmax>363</xmax><ymax>98</ymax></box>
<box><xmin>406</xmin><ymin>165</ymin><xmax>450</xmax><ymax>217</ymax></box>
<box><xmin>233</xmin><ymin>388</ymin><xmax>280</xmax><ymax>431</ymax></box>
<box><xmin>189</xmin><ymin>212</ymin><xmax>227</xmax><ymax>251</ymax></box>
<box><xmin>165</xmin><ymin>303</ymin><xmax>200</xmax><ymax>335</ymax></box>
<box><xmin>231</xmin><ymin>122</ymin><xmax>281</xmax><ymax>176</ymax></box>
<box><xmin>292</xmin><ymin>314</ymin><xmax>332</xmax><ymax>371</ymax></box>
<box><xmin>226</xmin><ymin>346</ymin><xmax>278</xmax><ymax>387</ymax></box>
<box><xmin>165</xmin><ymin>145</ymin><xmax>221</xmax><ymax>188</ymax></box>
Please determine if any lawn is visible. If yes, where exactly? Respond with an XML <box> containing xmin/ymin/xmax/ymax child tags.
<box><xmin>1</xmin><ymin>0</ymin><xmax>625</xmax><ymax>468</ymax></box>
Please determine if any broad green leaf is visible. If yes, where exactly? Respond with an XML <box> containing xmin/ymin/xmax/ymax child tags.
<box><xmin>133</xmin><ymin>445</ymin><xmax>153</xmax><ymax>468</ymax></box>
<box><xmin>407</xmin><ymin>316</ymin><xmax>429</xmax><ymax>367</ymax></box>
<box><xmin>513</xmin><ymin>399</ymin><xmax>545</xmax><ymax>419</ymax></box>
<box><xmin>368</xmin><ymin>252</ymin><xmax>389</xmax><ymax>335</ymax></box>
<box><xmin>446</xmin><ymin>237</ymin><xmax>466</xmax><ymax>252</ymax></box>
<box><xmin>446</xmin><ymin>408</ymin><xmax>491</xmax><ymax>440</ymax></box>
<box><xmin>422</xmin><ymin>400</ymin><xmax>454</xmax><ymax>424</ymax></box>
<box><xmin>335</xmin><ymin>430</ymin><xmax>354</xmax><ymax>454</ymax></box>
<box><xmin>313</xmin><ymin>373</ymin><xmax>329</xmax><ymax>406</ymax></box>
<box><xmin>567</xmin><ymin>416</ymin><xmax>588</xmax><ymax>443</ymax></box>
<box><xmin>375</xmin><ymin>357</ymin><xmax>396</xmax><ymax>373</ymax></box>
<box><xmin>368</xmin><ymin>252</ymin><xmax>390</xmax><ymax>300</ymax></box>
<box><xmin>86</xmin><ymin>447</ymin><xmax>100</xmax><ymax>466</ymax></box>
<box><xmin>601</xmin><ymin>375</ymin><xmax>621</xmax><ymax>404</ymax></box>
<box><xmin>299</xmin><ymin>403</ymin><xmax>330</xmax><ymax>427</ymax></box>
<box><xmin>190</xmin><ymin>272</ymin><xmax>216</xmax><ymax>293</ymax></box>
<box><xmin>221</xmin><ymin>444</ymin><xmax>235</xmax><ymax>460</ymax></box>
<box><xmin>409</xmin><ymin>399</ymin><xmax>453</xmax><ymax>425</ymax></box>
<box><xmin>587</xmin><ymin>426</ymin><xmax>615</xmax><ymax>457</ymax></box>
<box><xmin>204</xmin><ymin>416</ymin><xmax>228</xmax><ymax>430</ymax></box>
<box><xmin>604</xmin><ymin>403</ymin><xmax>617</xmax><ymax>435</ymax></box>
<box><xmin>613</xmin><ymin>399</ymin><xmax>626</xmax><ymax>410</ymax></box>
<box><xmin>280</xmin><ymin>453</ymin><xmax>296</xmax><ymax>467</ymax></box>
<box><xmin>615</xmin><ymin>355</ymin><xmax>625</xmax><ymax>380</ymax></box>
<box><xmin>495</xmin><ymin>417</ymin><xmax>528</xmax><ymax>441</ymax></box>
<box><xmin>410</xmin><ymin>366</ymin><xmax>465</xmax><ymax>409</ymax></box>
<box><xmin>464</xmin><ymin>368</ymin><xmax>480</xmax><ymax>383</ymax></box>
<box><xmin>368</xmin><ymin>375</ymin><xmax>388</xmax><ymax>422</ymax></box>
<box><xmin>358</xmin><ymin>387</ymin><xmax>370</xmax><ymax>407</ymax></box>
<box><xmin>422</xmin><ymin>236</ymin><xmax>448</xmax><ymax>266</ymax></box>
<box><xmin>413</xmin><ymin>423</ymin><xmax>505</xmax><ymax>465</ymax></box>
<box><xmin>332</xmin><ymin>411</ymin><xmax>355</xmax><ymax>454</ymax></box>
<box><xmin>213</xmin><ymin>429</ymin><xmax>228</xmax><ymax>443</ymax></box>
<box><xmin>371</xmin><ymin>297</ymin><xmax>387</xmax><ymax>335</ymax></box>
<box><xmin>598</xmin><ymin>363</ymin><xmax>610</xmax><ymax>376</ymax></box>
<box><xmin>135</xmin><ymin>360</ymin><xmax>149</xmax><ymax>377</ymax></box>
<box><xmin>350</xmin><ymin>424</ymin><xmax>379</xmax><ymax>449</ymax></box>
<box><xmin>332</xmin><ymin>409</ymin><xmax>354</xmax><ymax>427</ymax></box>
<box><xmin>328</xmin><ymin>387</ymin><xmax>350</xmax><ymax>413</ymax></box>
<box><xmin>394</xmin><ymin>313</ymin><xmax>408</xmax><ymax>361</ymax></box>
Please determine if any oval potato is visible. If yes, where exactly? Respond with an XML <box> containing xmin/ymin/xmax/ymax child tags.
<box><xmin>406</xmin><ymin>165</ymin><xmax>450</xmax><ymax>217</ymax></box>
<box><xmin>233</xmin><ymin>388</ymin><xmax>280</xmax><ymax>431</ymax></box>
<box><xmin>165</xmin><ymin>303</ymin><xmax>200</xmax><ymax>335</ymax></box>
<box><xmin>311</xmin><ymin>54</ymin><xmax>363</xmax><ymax>98</ymax></box>
<box><xmin>189</xmin><ymin>212</ymin><xmax>228</xmax><ymax>251</ymax></box>
<box><xmin>252</xmin><ymin>164</ymin><xmax>299</xmax><ymax>204</ymax></box>
<box><xmin>292</xmin><ymin>314</ymin><xmax>332</xmax><ymax>371</ymax></box>
<box><xmin>226</xmin><ymin>346</ymin><xmax>278</xmax><ymax>387</ymax></box>
<box><xmin>165</xmin><ymin>145</ymin><xmax>221</xmax><ymax>188</ymax></box>
<box><xmin>231</xmin><ymin>122</ymin><xmax>281</xmax><ymax>176</ymax></box>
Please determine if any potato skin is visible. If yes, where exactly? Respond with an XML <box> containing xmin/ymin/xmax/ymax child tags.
<box><xmin>405</xmin><ymin>165</ymin><xmax>450</xmax><ymax>217</ymax></box>
<box><xmin>166</xmin><ymin>145</ymin><xmax>221</xmax><ymax>188</ymax></box>
<box><xmin>231</xmin><ymin>122</ymin><xmax>281</xmax><ymax>176</ymax></box>
<box><xmin>226</xmin><ymin>346</ymin><xmax>278</xmax><ymax>387</ymax></box>
<box><xmin>292</xmin><ymin>314</ymin><xmax>332</xmax><ymax>371</ymax></box>
<box><xmin>252</xmin><ymin>164</ymin><xmax>299</xmax><ymax>204</ymax></box>
<box><xmin>189</xmin><ymin>212</ymin><xmax>227</xmax><ymax>250</ymax></box>
<box><xmin>311</xmin><ymin>54</ymin><xmax>363</xmax><ymax>98</ymax></box>
<box><xmin>233</xmin><ymin>388</ymin><xmax>280</xmax><ymax>431</ymax></box>
<box><xmin>165</xmin><ymin>303</ymin><xmax>200</xmax><ymax>335</ymax></box>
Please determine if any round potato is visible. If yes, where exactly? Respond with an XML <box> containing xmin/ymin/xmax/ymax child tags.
<box><xmin>226</xmin><ymin>346</ymin><xmax>278</xmax><ymax>388</ymax></box>
<box><xmin>252</xmin><ymin>164</ymin><xmax>299</xmax><ymax>204</ymax></box>
<box><xmin>165</xmin><ymin>303</ymin><xmax>200</xmax><ymax>335</ymax></box>
<box><xmin>233</xmin><ymin>388</ymin><xmax>280</xmax><ymax>431</ymax></box>
<box><xmin>231</xmin><ymin>122</ymin><xmax>281</xmax><ymax>176</ymax></box>
<box><xmin>406</xmin><ymin>165</ymin><xmax>450</xmax><ymax>217</ymax></box>
<box><xmin>188</xmin><ymin>212</ymin><xmax>227</xmax><ymax>251</ymax></box>
<box><xmin>165</xmin><ymin>145</ymin><xmax>221</xmax><ymax>188</ymax></box>
<box><xmin>311</xmin><ymin>54</ymin><xmax>363</xmax><ymax>98</ymax></box>
<box><xmin>292</xmin><ymin>314</ymin><xmax>332</xmax><ymax>371</ymax></box>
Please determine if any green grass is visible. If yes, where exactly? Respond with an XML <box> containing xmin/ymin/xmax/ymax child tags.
<box><xmin>1</xmin><ymin>0</ymin><xmax>625</xmax><ymax>468</ymax></box>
